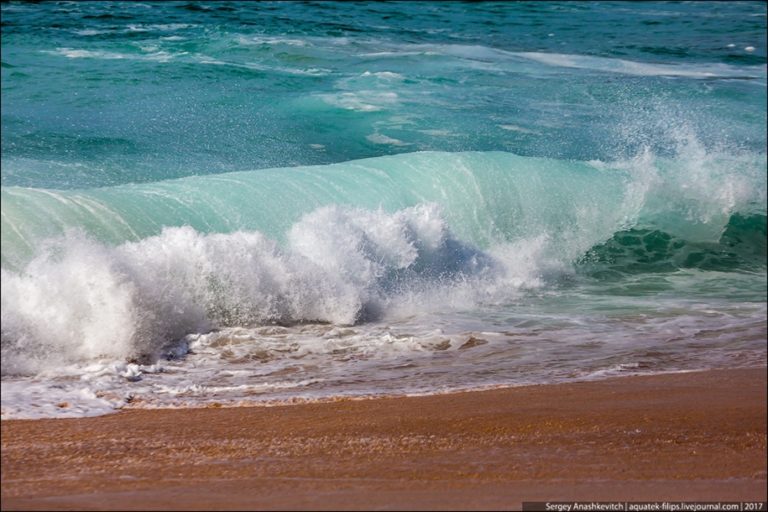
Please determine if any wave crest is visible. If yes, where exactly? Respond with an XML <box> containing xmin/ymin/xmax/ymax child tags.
<box><xmin>1</xmin><ymin>204</ymin><xmax>511</xmax><ymax>375</ymax></box>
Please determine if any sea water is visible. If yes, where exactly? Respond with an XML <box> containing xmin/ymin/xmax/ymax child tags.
<box><xmin>1</xmin><ymin>1</ymin><xmax>766</xmax><ymax>418</ymax></box>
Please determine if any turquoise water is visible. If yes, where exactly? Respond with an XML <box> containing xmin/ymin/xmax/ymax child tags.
<box><xmin>1</xmin><ymin>2</ymin><xmax>766</xmax><ymax>418</ymax></box>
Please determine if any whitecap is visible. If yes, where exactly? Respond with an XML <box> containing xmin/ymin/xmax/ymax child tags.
<box><xmin>318</xmin><ymin>91</ymin><xmax>399</xmax><ymax>112</ymax></box>
<box><xmin>498</xmin><ymin>124</ymin><xmax>539</xmax><ymax>135</ymax></box>
<box><xmin>366</xmin><ymin>133</ymin><xmax>411</xmax><ymax>146</ymax></box>
<box><xmin>512</xmin><ymin>51</ymin><xmax>765</xmax><ymax>79</ymax></box>
<box><xmin>361</xmin><ymin>71</ymin><xmax>404</xmax><ymax>80</ymax></box>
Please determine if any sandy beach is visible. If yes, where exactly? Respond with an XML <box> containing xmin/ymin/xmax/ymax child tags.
<box><xmin>2</xmin><ymin>368</ymin><xmax>766</xmax><ymax>511</ymax></box>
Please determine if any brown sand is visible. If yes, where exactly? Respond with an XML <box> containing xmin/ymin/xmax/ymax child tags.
<box><xmin>2</xmin><ymin>368</ymin><xmax>766</xmax><ymax>511</ymax></box>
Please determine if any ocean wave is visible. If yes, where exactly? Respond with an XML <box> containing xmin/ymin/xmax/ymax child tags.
<box><xmin>6</xmin><ymin>202</ymin><xmax>761</xmax><ymax>378</ymax></box>
<box><xmin>2</xmin><ymin>149</ymin><xmax>764</xmax><ymax>265</ymax></box>
<box><xmin>1</xmin><ymin>149</ymin><xmax>765</xmax><ymax>374</ymax></box>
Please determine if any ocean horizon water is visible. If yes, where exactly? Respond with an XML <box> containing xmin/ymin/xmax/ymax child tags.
<box><xmin>1</xmin><ymin>1</ymin><xmax>766</xmax><ymax>419</ymax></box>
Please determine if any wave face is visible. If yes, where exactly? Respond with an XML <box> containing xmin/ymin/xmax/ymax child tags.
<box><xmin>3</xmin><ymin>150</ymin><xmax>765</xmax><ymax>266</ymax></box>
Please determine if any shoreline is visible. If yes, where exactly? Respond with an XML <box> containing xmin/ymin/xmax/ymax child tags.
<box><xmin>2</xmin><ymin>367</ymin><xmax>766</xmax><ymax>510</ymax></box>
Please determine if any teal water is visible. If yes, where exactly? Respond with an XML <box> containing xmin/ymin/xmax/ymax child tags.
<box><xmin>1</xmin><ymin>2</ymin><xmax>766</xmax><ymax>418</ymax></box>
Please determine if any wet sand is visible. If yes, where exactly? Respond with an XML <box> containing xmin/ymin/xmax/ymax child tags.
<box><xmin>2</xmin><ymin>368</ymin><xmax>766</xmax><ymax>511</ymax></box>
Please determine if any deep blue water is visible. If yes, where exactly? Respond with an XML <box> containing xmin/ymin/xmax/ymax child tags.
<box><xmin>2</xmin><ymin>1</ymin><xmax>766</xmax><ymax>188</ymax></box>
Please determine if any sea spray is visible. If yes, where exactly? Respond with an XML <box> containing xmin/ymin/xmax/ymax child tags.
<box><xmin>2</xmin><ymin>204</ymin><xmax>507</xmax><ymax>375</ymax></box>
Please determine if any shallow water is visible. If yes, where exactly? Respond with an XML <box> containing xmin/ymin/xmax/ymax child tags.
<box><xmin>1</xmin><ymin>1</ymin><xmax>766</xmax><ymax>419</ymax></box>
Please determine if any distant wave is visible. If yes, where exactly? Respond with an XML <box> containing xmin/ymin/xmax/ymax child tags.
<box><xmin>512</xmin><ymin>51</ymin><xmax>766</xmax><ymax>79</ymax></box>
<box><xmin>43</xmin><ymin>41</ymin><xmax>766</xmax><ymax>81</ymax></box>
<box><xmin>359</xmin><ymin>42</ymin><xmax>766</xmax><ymax>80</ymax></box>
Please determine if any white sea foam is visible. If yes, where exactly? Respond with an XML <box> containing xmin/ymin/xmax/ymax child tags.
<box><xmin>73</xmin><ymin>24</ymin><xmax>194</xmax><ymax>37</ymax></box>
<box><xmin>240</xmin><ymin>62</ymin><xmax>330</xmax><ymax>76</ymax></box>
<box><xmin>74</xmin><ymin>29</ymin><xmax>111</xmax><ymax>36</ymax></box>
<box><xmin>193</xmin><ymin>56</ymin><xmax>330</xmax><ymax>76</ymax></box>
<box><xmin>366</xmin><ymin>133</ymin><xmax>410</xmax><ymax>146</ymax></box>
<box><xmin>2</xmin><ymin>203</ymin><xmax>543</xmax><ymax>377</ymax></box>
<box><xmin>1</xmin><ymin>380</ymin><xmax>122</xmax><ymax>419</ymax></box>
<box><xmin>498</xmin><ymin>124</ymin><xmax>539</xmax><ymax>135</ymax></box>
<box><xmin>130</xmin><ymin>23</ymin><xmax>195</xmax><ymax>32</ymax></box>
<box><xmin>319</xmin><ymin>91</ymin><xmax>399</xmax><ymax>112</ymax></box>
<box><xmin>513</xmin><ymin>51</ymin><xmax>765</xmax><ymax>79</ymax></box>
<box><xmin>359</xmin><ymin>50</ymin><xmax>438</xmax><ymax>58</ymax></box>
<box><xmin>418</xmin><ymin>129</ymin><xmax>454</xmax><ymax>137</ymax></box>
<box><xmin>45</xmin><ymin>47</ymin><xmax>184</xmax><ymax>63</ymax></box>
<box><xmin>50</xmin><ymin>48</ymin><xmax>128</xmax><ymax>59</ymax></box>
<box><xmin>238</xmin><ymin>35</ymin><xmax>311</xmax><ymax>47</ymax></box>
<box><xmin>355</xmin><ymin>42</ymin><xmax>764</xmax><ymax>80</ymax></box>
<box><xmin>361</xmin><ymin>71</ymin><xmax>404</xmax><ymax>80</ymax></box>
<box><xmin>3</xmin><ymin>297</ymin><xmax>764</xmax><ymax>419</ymax></box>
